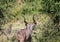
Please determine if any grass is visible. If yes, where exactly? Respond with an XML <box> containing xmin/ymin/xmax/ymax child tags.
<box><xmin>0</xmin><ymin>13</ymin><xmax>51</xmax><ymax>42</ymax></box>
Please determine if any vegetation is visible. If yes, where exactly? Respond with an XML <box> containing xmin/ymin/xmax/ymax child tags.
<box><xmin>0</xmin><ymin>0</ymin><xmax>60</xmax><ymax>42</ymax></box>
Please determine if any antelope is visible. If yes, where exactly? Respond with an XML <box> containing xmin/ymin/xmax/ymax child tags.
<box><xmin>1</xmin><ymin>24</ymin><xmax>13</xmax><ymax>40</ymax></box>
<box><xmin>2</xmin><ymin>24</ymin><xmax>12</xmax><ymax>35</ymax></box>
<box><xmin>15</xmin><ymin>15</ymin><xmax>37</xmax><ymax>42</ymax></box>
<box><xmin>17</xmin><ymin>0</ymin><xmax>22</xmax><ymax>5</ymax></box>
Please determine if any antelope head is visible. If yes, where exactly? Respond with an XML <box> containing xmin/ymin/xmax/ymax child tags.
<box><xmin>22</xmin><ymin>15</ymin><xmax>37</xmax><ymax>30</ymax></box>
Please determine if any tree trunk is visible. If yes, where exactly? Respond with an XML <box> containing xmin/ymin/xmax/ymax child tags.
<box><xmin>53</xmin><ymin>16</ymin><xmax>60</xmax><ymax>32</ymax></box>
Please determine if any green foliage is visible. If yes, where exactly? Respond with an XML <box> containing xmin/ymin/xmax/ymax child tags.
<box><xmin>41</xmin><ymin>0</ymin><xmax>60</xmax><ymax>16</ymax></box>
<box><xmin>0</xmin><ymin>0</ymin><xmax>18</xmax><ymax>24</ymax></box>
<box><xmin>0</xmin><ymin>0</ymin><xmax>60</xmax><ymax>42</ymax></box>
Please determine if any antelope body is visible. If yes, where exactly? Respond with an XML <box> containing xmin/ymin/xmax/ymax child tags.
<box><xmin>15</xmin><ymin>15</ymin><xmax>37</xmax><ymax>42</ymax></box>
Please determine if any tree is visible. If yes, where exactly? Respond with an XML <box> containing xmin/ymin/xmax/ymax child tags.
<box><xmin>41</xmin><ymin>0</ymin><xmax>60</xmax><ymax>31</ymax></box>
<box><xmin>39</xmin><ymin>0</ymin><xmax>60</xmax><ymax>42</ymax></box>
